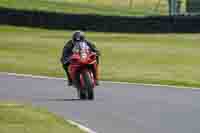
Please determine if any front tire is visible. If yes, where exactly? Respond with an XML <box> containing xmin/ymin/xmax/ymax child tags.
<box><xmin>74</xmin><ymin>74</ymin><xmax>86</xmax><ymax>100</ymax></box>
<box><xmin>82</xmin><ymin>71</ymin><xmax>94</xmax><ymax>100</ymax></box>
<box><xmin>79</xmin><ymin>90</ymin><xmax>87</xmax><ymax>100</ymax></box>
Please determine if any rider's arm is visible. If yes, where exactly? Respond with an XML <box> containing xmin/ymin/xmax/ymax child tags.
<box><xmin>86</xmin><ymin>40</ymin><xmax>100</xmax><ymax>56</ymax></box>
<box><xmin>60</xmin><ymin>40</ymin><xmax>73</xmax><ymax>64</ymax></box>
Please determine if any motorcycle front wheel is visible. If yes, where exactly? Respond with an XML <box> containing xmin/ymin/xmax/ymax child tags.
<box><xmin>82</xmin><ymin>71</ymin><xmax>94</xmax><ymax>100</ymax></box>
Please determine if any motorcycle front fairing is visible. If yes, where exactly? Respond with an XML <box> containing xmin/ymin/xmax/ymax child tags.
<box><xmin>69</xmin><ymin>53</ymin><xmax>97</xmax><ymax>80</ymax></box>
<box><xmin>68</xmin><ymin>42</ymin><xmax>97</xmax><ymax>87</ymax></box>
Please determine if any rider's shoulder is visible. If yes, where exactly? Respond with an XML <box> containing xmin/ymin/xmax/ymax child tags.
<box><xmin>65</xmin><ymin>40</ymin><xmax>73</xmax><ymax>44</ymax></box>
<box><xmin>64</xmin><ymin>40</ymin><xmax>73</xmax><ymax>47</ymax></box>
<box><xmin>85</xmin><ymin>40</ymin><xmax>93</xmax><ymax>45</ymax></box>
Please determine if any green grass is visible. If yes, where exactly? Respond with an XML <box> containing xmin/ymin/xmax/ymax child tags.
<box><xmin>1</xmin><ymin>25</ymin><xmax>200</xmax><ymax>88</ymax></box>
<box><xmin>0</xmin><ymin>0</ymin><xmax>172</xmax><ymax>16</ymax></box>
<box><xmin>0</xmin><ymin>103</ymin><xmax>85</xmax><ymax>133</ymax></box>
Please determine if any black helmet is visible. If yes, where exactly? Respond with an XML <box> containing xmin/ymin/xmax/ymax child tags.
<box><xmin>72</xmin><ymin>31</ymin><xmax>85</xmax><ymax>42</ymax></box>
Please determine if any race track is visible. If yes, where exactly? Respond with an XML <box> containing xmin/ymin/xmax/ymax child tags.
<box><xmin>0</xmin><ymin>73</ymin><xmax>199</xmax><ymax>133</ymax></box>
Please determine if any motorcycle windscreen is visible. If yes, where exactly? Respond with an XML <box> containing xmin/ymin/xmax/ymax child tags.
<box><xmin>73</xmin><ymin>41</ymin><xmax>90</xmax><ymax>53</ymax></box>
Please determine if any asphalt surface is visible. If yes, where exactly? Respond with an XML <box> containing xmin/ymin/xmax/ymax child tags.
<box><xmin>0</xmin><ymin>73</ymin><xmax>199</xmax><ymax>133</ymax></box>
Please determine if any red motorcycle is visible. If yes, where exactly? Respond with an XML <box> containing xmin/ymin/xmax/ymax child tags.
<box><xmin>68</xmin><ymin>42</ymin><xmax>97</xmax><ymax>100</ymax></box>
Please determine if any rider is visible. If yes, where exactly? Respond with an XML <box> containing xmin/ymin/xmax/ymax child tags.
<box><xmin>60</xmin><ymin>31</ymin><xmax>100</xmax><ymax>86</ymax></box>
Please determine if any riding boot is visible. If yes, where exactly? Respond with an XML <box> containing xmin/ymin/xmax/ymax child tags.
<box><xmin>66</xmin><ymin>70</ymin><xmax>73</xmax><ymax>86</ymax></box>
<box><xmin>63</xmin><ymin>64</ymin><xmax>72</xmax><ymax>86</ymax></box>
<box><xmin>94</xmin><ymin>65</ymin><xmax>99</xmax><ymax>86</ymax></box>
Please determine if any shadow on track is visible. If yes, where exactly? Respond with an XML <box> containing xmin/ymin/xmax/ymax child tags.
<box><xmin>30</xmin><ymin>98</ymin><xmax>82</xmax><ymax>102</ymax></box>
<box><xmin>45</xmin><ymin>98</ymin><xmax>82</xmax><ymax>102</ymax></box>
<box><xmin>11</xmin><ymin>97</ymin><xmax>83</xmax><ymax>102</ymax></box>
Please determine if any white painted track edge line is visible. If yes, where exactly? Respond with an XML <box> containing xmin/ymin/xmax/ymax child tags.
<box><xmin>67</xmin><ymin>120</ymin><xmax>97</xmax><ymax>133</ymax></box>
<box><xmin>1</xmin><ymin>72</ymin><xmax>65</xmax><ymax>80</ymax></box>
<box><xmin>1</xmin><ymin>72</ymin><xmax>199</xmax><ymax>90</ymax></box>
<box><xmin>0</xmin><ymin>72</ymin><xmax>97</xmax><ymax>133</ymax></box>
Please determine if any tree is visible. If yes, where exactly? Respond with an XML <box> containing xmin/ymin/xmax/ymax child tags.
<box><xmin>168</xmin><ymin>0</ymin><xmax>177</xmax><ymax>15</ymax></box>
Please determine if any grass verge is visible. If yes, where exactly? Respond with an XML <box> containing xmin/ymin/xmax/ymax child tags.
<box><xmin>0</xmin><ymin>25</ymin><xmax>200</xmax><ymax>88</ymax></box>
<box><xmin>0</xmin><ymin>0</ymin><xmax>169</xmax><ymax>16</ymax></box>
<box><xmin>0</xmin><ymin>103</ymin><xmax>85</xmax><ymax>133</ymax></box>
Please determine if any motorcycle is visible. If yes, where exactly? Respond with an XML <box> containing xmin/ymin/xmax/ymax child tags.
<box><xmin>68</xmin><ymin>42</ymin><xmax>97</xmax><ymax>100</ymax></box>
